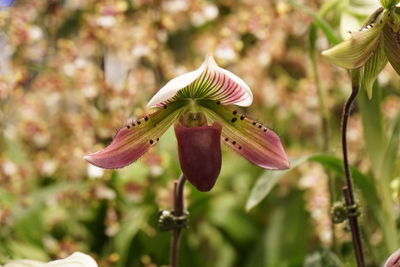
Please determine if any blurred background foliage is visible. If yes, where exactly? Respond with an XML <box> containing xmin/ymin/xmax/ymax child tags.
<box><xmin>0</xmin><ymin>0</ymin><xmax>399</xmax><ymax>266</ymax></box>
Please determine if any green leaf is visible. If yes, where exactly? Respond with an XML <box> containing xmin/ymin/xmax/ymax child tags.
<box><xmin>264</xmin><ymin>190</ymin><xmax>311</xmax><ymax>266</ymax></box>
<box><xmin>304</xmin><ymin>249</ymin><xmax>343</xmax><ymax>267</ymax></box>
<box><xmin>114</xmin><ymin>208</ymin><xmax>149</xmax><ymax>267</ymax></box>
<box><xmin>288</xmin><ymin>0</ymin><xmax>340</xmax><ymax>45</ymax></box>
<box><xmin>308</xmin><ymin>154</ymin><xmax>380</xmax><ymax>209</ymax></box>
<box><xmin>361</xmin><ymin>38</ymin><xmax>388</xmax><ymax>98</ymax></box>
<box><xmin>309</xmin><ymin>154</ymin><xmax>398</xmax><ymax>253</ymax></box>
<box><xmin>246</xmin><ymin>156</ymin><xmax>309</xmax><ymax>211</ymax></box>
<box><xmin>357</xmin><ymin>85</ymin><xmax>385</xmax><ymax>176</ymax></box>
<box><xmin>381</xmin><ymin>112</ymin><xmax>400</xmax><ymax>182</ymax></box>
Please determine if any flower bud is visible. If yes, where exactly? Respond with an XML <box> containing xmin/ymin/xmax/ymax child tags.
<box><xmin>380</xmin><ymin>0</ymin><xmax>399</xmax><ymax>9</ymax></box>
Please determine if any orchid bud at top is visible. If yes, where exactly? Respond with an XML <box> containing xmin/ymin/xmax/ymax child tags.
<box><xmin>321</xmin><ymin>8</ymin><xmax>386</xmax><ymax>69</ymax></box>
<box><xmin>380</xmin><ymin>0</ymin><xmax>400</xmax><ymax>9</ymax></box>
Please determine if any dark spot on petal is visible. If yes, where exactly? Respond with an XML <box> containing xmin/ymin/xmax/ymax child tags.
<box><xmin>126</xmin><ymin>125</ymin><xmax>130</xmax><ymax>129</ymax></box>
<box><xmin>258</xmin><ymin>125</ymin><xmax>262</xmax><ymax>129</ymax></box>
<box><xmin>231</xmin><ymin>118</ymin><xmax>237</xmax><ymax>123</ymax></box>
<box><xmin>157</xmin><ymin>138</ymin><xmax>159</xmax><ymax>141</ymax></box>
<box><xmin>137</xmin><ymin>121</ymin><xmax>141</xmax><ymax>125</ymax></box>
<box><xmin>153</xmin><ymin>124</ymin><xmax>156</xmax><ymax>127</ymax></box>
<box><xmin>232</xmin><ymin>141</ymin><xmax>236</xmax><ymax>145</ymax></box>
<box><xmin>132</xmin><ymin>123</ymin><xmax>135</xmax><ymax>126</ymax></box>
<box><xmin>252</xmin><ymin>121</ymin><xmax>257</xmax><ymax>125</ymax></box>
<box><xmin>232</xmin><ymin>110</ymin><xmax>237</xmax><ymax>115</ymax></box>
<box><xmin>239</xmin><ymin>146</ymin><xmax>242</xmax><ymax>150</ymax></box>
<box><xmin>149</xmin><ymin>139</ymin><xmax>154</xmax><ymax>144</ymax></box>
<box><xmin>240</xmin><ymin>115</ymin><xmax>245</xmax><ymax>120</ymax></box>
<box><xmin>217</xmin><ymin>101</ymin><xmax>221</xmax><ymax>105</ymax></box>
<box><xmin>144</xmin><ymin>116</ymin><xmax>149</xmax><ymax>121</ymax></box>
<box><xmin>225</xmin><ymin>137</ymin><xmax>229</xmax><ymax>141</ymax></box>
<box><xmin>263</xmin><ymin>128</ymin><xmax>267</xmax><ymax>132</ymax></box>
<box><xmin>163</xmin><ymin>104</ymin><xmax>167</xmax><ymax>109</ymax></box>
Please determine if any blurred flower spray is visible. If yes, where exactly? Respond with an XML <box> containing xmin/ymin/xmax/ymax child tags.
<box><xmin>85</xmin><ymin>55</ymin><xmax>289</xmax><ymax>266</ymax></box>
<box><xmin>322</xmin><ymin>0</ymin><xmax>400</xmax><ymax>266</ymax></box>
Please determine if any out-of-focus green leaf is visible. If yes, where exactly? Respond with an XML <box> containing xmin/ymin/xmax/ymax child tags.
<box><xmin>246</xmin><ymin>156</ymin><xmax>309</xmax><ymax>211</ymax></box>
<box><xmin>381</xmin><ymin>112</ymin><xmax>400</xmax><ymax>182</ymax></box>
<box><xmin>196</xmin><ymin>222</ymin><xmax>236</xmax><ymax>267</ymax></box>
<box><xmin>114</xmin><ymin>208</ymin><xmax>149</xmax><ymax>267</ymax></box>
<box><xmin>12</xmin><ymin>182</ymin><xmax>90</xmax><ymax>221</ymax></box>
<box><xmin>318</xmin><ymin>0</ymin><xmax>343</xmax><ymax>17</ymax></box>
<box><xmin>309</xmin><ymin>154</ymin><xmax>380</xmax><ymax>209</ymax></box>
<box><xmin>4</xmin><ymin>137</ymin><xmax>28</xmax><ymax>164</ymax></box>
<box><xmin>7</xmin><ymin>241</ymin><xmax>49</xmax><ymax>262</ymax></box>
<box><xmin>304</xmin><ymin>249</ymin><xmax>343</xmax><ymax>267</ymax></box>
<box><xmin>357</xmin><ymin>84</ymin><xmax>385</xmax><ymax>176</ymax></box>
<box><xmin>56</xmin><ymin>10</ymin><xmax>84</xmax><ymax>39</ymax></box>
<box><xmin>309</xmin><ymin>154</ymin><xmax>398</xmax><ymax>253</ymax></box>
<box><xmin>288</xmin><ymin>0</ymin><xmax>340</xmax><ymax>45</ymax></box>
<box><xmin>264</xmin><ymin>190</ymin><xmax>311</xmax><ymax>266</ymax></box>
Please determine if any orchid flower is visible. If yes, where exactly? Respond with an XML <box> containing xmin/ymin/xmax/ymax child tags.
<box><xmin>85</xmin><ymin>55</ymin><xmax>289</xmax><ymax>191</ymax></box>
<box><xmin>322</xmin><ymin>2</ymin><xmax>400</xmax><ymax>98</ymax></box>
<box><xmin>3</xmin><ymin>252</ymin><xmax>98</xmax><ymax>267</ymax></box>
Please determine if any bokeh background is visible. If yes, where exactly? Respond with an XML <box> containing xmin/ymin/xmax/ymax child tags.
<box><xmin>0</xmin><ymin>0</ymin><xmax>399</xmax><ymax>266</ymax></box>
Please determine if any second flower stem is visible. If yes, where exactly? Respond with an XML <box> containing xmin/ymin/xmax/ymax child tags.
<box><xmin>170</xmin><ymin>175</ymin><xmax>187</xmax><ymax>267</ymax></box>
<box><xmin>341</xmin><ymin>71</ymin><xmax>365</xmax><ymax>267</ymax></box>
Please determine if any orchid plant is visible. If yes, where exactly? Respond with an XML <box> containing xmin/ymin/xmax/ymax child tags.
<box><xmin>85</xmin><ymin>55</ymin><xmax>289</xmax><ymax>192</ymax></box>
<box><xmin>322</xmin><ymin>0</ymin><xmax>400</xmax><ymax>98</ymax></box>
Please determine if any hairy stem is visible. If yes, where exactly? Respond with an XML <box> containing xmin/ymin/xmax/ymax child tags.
<box><xmin>170</xmin><ymin>175</ymin><xmax>186</xmax><ymax>267</ymax></box>
<box><xmin>341</xmin><ymin>71</ymin><xmax>365</xmax><ymax>267</ymax></box>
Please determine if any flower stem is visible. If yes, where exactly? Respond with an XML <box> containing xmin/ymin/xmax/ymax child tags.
<box><xmin>170</xmin><ymin>174</ymin><xmax>186</xmax><ymax>267</ymax></box>
<box><xmin>341</xmin><ymin>71</ymin><xmax>365</xmax><ymax>267</ymax></box>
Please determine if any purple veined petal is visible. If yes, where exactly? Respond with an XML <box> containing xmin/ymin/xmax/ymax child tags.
<box><xmin>174</xmin><ymin>121</ymin><xmax>222</xmax><ymax>192</ymax></box>
<box><xmin>199</xmin><ymin>100</ymin><xmax>289</xmax><ymax>170</ymax></box>
<box><xmin>84</xmin><ymin>101</ymin><xmax>186</xmax><ymax>169</ymax></box>
<box><xmin>383</xmin><ymin>24</ymin><xmax>400</xmax><ymax>75</ymax></box>
<box><xmin>147</xmin><ymin>55</ymin><xmax>253</xmax><ymax>108</ymax></box>
<box><xmin>384</xmin><ymin>248</ymin><xmax>400</xmax><ymax>267</ymax></box>
<box><xmin>147</xmin><ymin>59</ymin><xmax>207</xmax><ymax>108</ymax></box>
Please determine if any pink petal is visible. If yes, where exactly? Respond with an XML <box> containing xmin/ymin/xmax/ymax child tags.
<box><xmin>384</xmin><ymin>249</ymin><xmax>400</xmax><ymax>267</ymax></box>
<box><xmin>174</xmin><ymin>122</ymin><xmax>222</xmax><ymax>192</ymax></box>
<box><xmin>85</xmin><ymin>102</ymin><xmax>185</xmax><ymax>169</ymax></box>
<box><xmin>199</xmin><ymin>100</ymin><xmax>289</xmax><ymax>170</ymax></box>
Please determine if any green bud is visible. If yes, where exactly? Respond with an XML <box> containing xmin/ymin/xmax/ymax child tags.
<box><xmin>322</xmin><ymin>19</ymin><xmax>384</xmax><ymax>69</ymax></box>
<box><xmin>361</xmin><ymin>38</ymin><xmax>388</xmax><ymax>98</ymax></box>
<box><xmin>380</xmin><ymin>0</ymin><xmax>399</xmax><ymax>9</ymax></box>
<box><xmin>386</xmin><ymin>6</ymin><xmax>400</xmax><ymax>32</ymax></box>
